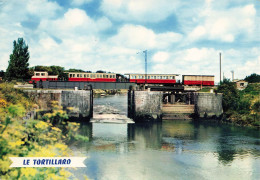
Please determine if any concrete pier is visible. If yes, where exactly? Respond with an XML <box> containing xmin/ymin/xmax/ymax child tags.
<box><xmin>128</xmin><ymin>90</ymin><xmax>223</xmax><ymax>121</ymax></box>
<box><xmin>128</xmin><ymin>90</ymin><xmax>163</xmax><ymax>121</ymax></box>
<box><xmin>25</xmin><ymin>90</ymin><xmax>93</xmax><ymax>120</ymax></box>
<box><xmin>194</xmin><ymin>93</ymin><xmax>223</xmax><ymax>118</ymax></box>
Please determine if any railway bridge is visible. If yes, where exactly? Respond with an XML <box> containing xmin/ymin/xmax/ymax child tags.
<box><xmin>26</xmin><ymin>84</ymin><xmax>223</xmax><ymax>122</ymax></box>
<box><xmin>35</xmin><ymin>81</ymin><xmax>136</xmax><ymax>90</ymax></box>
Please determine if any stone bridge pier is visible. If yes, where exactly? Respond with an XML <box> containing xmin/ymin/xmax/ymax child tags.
<box><xmin>25</xmin><ymin>90</ymin><xmax>93</xmax><ymax>120</ymax></box>
<box><xmin>128</xmin><ymin>90</ymin><xmax>223</xmax><ymax>121</ymax></box>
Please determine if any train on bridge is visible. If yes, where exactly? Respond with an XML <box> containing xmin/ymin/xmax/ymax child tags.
<box><xmin>30</xmin><ymin>71</ymin><xmax>215</xmax><ymax>86</ymax></box>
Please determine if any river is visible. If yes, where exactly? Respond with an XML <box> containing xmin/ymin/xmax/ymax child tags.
<box><xmin>70</xmin><ymin>94</ymin><xmax>260</xmax><ymax>180</ymax></box>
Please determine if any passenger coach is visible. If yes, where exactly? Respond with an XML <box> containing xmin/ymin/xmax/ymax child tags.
<box><xmin>182</xmin><ymin>75</ymin><xmax>214</xmax><ymax>86</ymax></box>
<box><xmin>125</xmin><ymin>73</ymin><xmax>179</xmax><ymax>84</ymax></box>
<box><xmin>66</xmin><ymin>72</ymin><xmax>127</xmax><ymax>82</ymax></box>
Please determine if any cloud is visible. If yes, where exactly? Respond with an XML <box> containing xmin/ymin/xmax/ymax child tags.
<box><xmin>26</xmin><ymin>0</ymin><xmax>61</xmax><ymax>18</ymax></box>
<box><xmin>188</xmin><ymin>4</ymin><xmax>256</xmax><ymax>42</ymax></box>
<box><xmin>38</xmin><ymin>8</ymin><xmax>112</xmax><ymax>39</ymax></box>
<box><xmin>108</xmin><ymin>24</ymin><xmax>182</xmax><ymax>50</ymax></box>
<box><xmin>100</xmin><ymin>0</ymin><xmax>180</xmax><ymax>22</ymax></box>
<box><xmin>152</xmin><ymin>52</ymin><xmax>169</xmax><ymax>63</ymax></box>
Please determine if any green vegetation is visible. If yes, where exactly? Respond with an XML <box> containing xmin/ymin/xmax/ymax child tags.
<box><xmin>244</xmin><ymin>73</ymin><xmax>260</xmax><ymax>83</ymax></box>
<box><xmin>199</xmin><ymin>87</ymin><xmax>213</xmax><ymax>93</ymax></box>
<box><xmin>0</xmin><ymin>70</ymin><xmax>4</xmax><ymax>78</ymax></box>
<box><xmin>217</xmin><ymin>79</ymin><xmax>260</xmax><ymax>128</ymax></box>
<box><xmin>66</xmin><ymin>68</ymin><xmax>85</xmax><ymax>72</ymax></box>
<box><xmin>0</xmin><ymin>83</ymin><xmax>86</xmax><ymax>179</ymax></box>
<box><xmin>5</xmin><ymin>38</ymin><xmax>30</xmax><ymax>81</ymax></box>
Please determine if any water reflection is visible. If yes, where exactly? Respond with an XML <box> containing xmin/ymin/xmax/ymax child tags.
<box><xmin>70</xmin><ymin>120</ymin><xmax>260</xmax><ymax>180</ymax></box>
<box><xmin>69</xmin><ymin>95</ymin><xmax>260</xmax><ymax>180</ymax></box>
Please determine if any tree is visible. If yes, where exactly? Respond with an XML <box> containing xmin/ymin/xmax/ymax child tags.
<box><xmin>5</xmin><ymin>38</ymin><xmax>30</xmax><ymax>81</ymax></box>
<box><xmin>0</xmin><ymin>70</ymin><xmax>4</xmax><ymax>78</ymax></box>
<box><xmin>244</xmin><ymin>73</ymin><xmax>260</xmax><ymax>83</ymax></box>
<box><xmin>217</xmin><ymin>78</ymin><xmax>239</xmax><ymax>112</ymax></box>
<box><xmin>67</xmin><ymin>68</ymin><xmax>85</xmax><ymax>72</ymax></box>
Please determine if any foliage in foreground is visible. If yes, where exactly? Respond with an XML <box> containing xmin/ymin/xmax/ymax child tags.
<box><xmin>217</xmin><ymin>80</ymin><xmax>260</xmax><ymax>127</ymax></box>
<box><xmin>0</xmin><ymin>83</ymin><xmax>82</xmax><ymax>179</ymax></box>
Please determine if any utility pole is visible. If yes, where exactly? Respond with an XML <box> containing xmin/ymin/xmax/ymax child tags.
<box><xmin>231</xmin><ymin>70</ymin><xmax>234</xmax><ymax>82</ymax></box>
<box><xmin>143</xmin><ymin>50</ymin><xmax>147</xmax><ymax>84</ymax></box>
<box><xmin>219</xmin><ymin>52</ymin><xmax>222</xmax><ymax>83</ymax></box>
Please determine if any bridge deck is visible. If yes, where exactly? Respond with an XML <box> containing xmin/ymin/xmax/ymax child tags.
<box><xmin>36</xmin><ymin>81</ymin><xmax>136</xmax><ymax>90</ymax></box>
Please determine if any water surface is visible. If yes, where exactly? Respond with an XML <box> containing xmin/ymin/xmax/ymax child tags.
<box><xmin>70</xmin><ymin>95</ymin><xmax>260</xmax><ymax>180</ymax></box>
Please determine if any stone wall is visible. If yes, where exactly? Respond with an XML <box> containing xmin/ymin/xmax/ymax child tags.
<box><xmin>128</xmin><ymin>90</ymin><xmax>163</xmax><ymax>121</ymax></box>
<box><xmin>195</xmin><ymin>93</ymin><xmax>223</xmax><ymax>118</ymax></box>
<box><xmin>24</xmin><ymin>90</ymin><xmax>93</xmax><ymax>120</ymax></box>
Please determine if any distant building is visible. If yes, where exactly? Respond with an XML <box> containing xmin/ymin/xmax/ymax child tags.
<box><xmin>233</xmin><ymin>80</ymin><xmax>248</xmax><ymax>90</ymax></box>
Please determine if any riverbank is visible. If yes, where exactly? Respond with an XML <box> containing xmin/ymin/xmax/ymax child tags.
<box><xmin>93</xmin><ymin>89</ymin><xmax>128</xmax><ymax>97</ymax></box>
<box><xmin>217</xmin><ymin>82</ymin><xmax>260</xmax><ymax>128</ymax></box>
<box><xmin>0</xmin><ymin>83</ymin><xmax>82</xmax><ymax>179</ymax></box>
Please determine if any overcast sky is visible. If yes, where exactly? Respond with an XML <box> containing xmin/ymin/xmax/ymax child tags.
<box><xmin>0</xmin><ymin>0</ymin><xmax>259</xmax><ymax>82</ymax></box>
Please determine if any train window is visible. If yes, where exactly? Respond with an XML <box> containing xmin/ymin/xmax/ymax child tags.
<box><xmin>76</xmin><ymin>74</ymin><xmax>78</xmax><ymax>77</ymax></box>
<box><xmin>41</xmin><ymin>73</ymin><xmax>45</xmax><ymax>76</ymax></box>
<box><xmin>87</xmin><ymin>74</ymin><xmax>89</xmax><ymax>78</ymax></box>
<box><xmin>113</xmin><ymin>75</ymin><xmax>115</xmax><ymax>78</ymax></box>
<box><xmin>90</xmin><ymin>74</ymin><xmax>92</xmax><ymax>78</ymax></box>
<box><xmin>84</xmin><ymin>74</ymin><xmax>86</xmax><ymax>78</ymax></box>
<box><xmin>166</xmin><ymin>76</ymin><xmax>168</xmax><ymax>79</ymax></box>
<box><xmin>97</xmin><ymin>75</ymin><xmax>99</xmax><ymax>78</ymax></box>
<box><xmin>80</xmin><ymin>74</ymin><xmax>82</xmax><ymax>77</ymax></box>
<box><xmin>36</xmin><ymin>73</ymin><xmax>40</xmax><ymax>76</ymax></box>
<box><xmin>148</xmin><ymin>76</ymin><xmax>150</xmax><ymax>79</ymax></box>
<box><xmin>109</xmin><ymin>75</ymin><xmax>111</xmax><ymax>78</ymax></box>
<box><xmin>106</xmin><ymin>75</ymin><xmax>108</xmax><ymax>78</ymax></box>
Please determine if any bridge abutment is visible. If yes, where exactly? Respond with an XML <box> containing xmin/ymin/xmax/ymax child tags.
<box><xmin>25</xmin><ymin>90</ymin><xmax>93</xmax><ymax>120</ymax></box>
<box><xmin>128</xmin><ymin>90</ymin><xmax>223</xmax><ymax>121</ymax></box>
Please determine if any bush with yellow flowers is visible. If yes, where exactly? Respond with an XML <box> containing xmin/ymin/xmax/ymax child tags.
<box><xmin>0</xmin><ymin>83</ymin><xmax>79</xmax><ymax>179</ymax></box>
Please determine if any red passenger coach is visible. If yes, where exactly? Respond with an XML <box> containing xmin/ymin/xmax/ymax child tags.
<box><xmin>67</xmin><ymin>72</ymin><xmax>117</xmax><ymax>82</ymax></box>
<box><xmin>125</xmin><ymin>74</ymin><xmax>178</xmax><ymax>84</ymax></box>
<box><xmin>30</xmin><ymin>71</ymin><xmax>58</xmax><ymax>83</ymax></box>
<box><xmin>182</xmin><ymin>75</ymin><xmax>214</xmax><ymax>86</ymax></box>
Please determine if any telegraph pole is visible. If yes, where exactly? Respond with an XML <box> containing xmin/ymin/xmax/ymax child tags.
<box><xmin>231</xmin><ymin>70</ymin><xmax>234</xmax><ymax>81</ymax></box>
<box><xmin>138</xmin><ymin>50</ymin><xmax>148</xmax><ymax>84</ymax></box>
<box><xmin>219</xmin><ymin>52</ymin><xmax>222</xmax><ymax>83</ymax></box>
<box><xmin>143</xmin><ymin>50</ymin><xmax>147</xmax><ymax>84</ymax></box>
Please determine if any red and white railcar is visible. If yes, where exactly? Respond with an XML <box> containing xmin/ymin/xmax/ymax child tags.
<box><xmin>30</xmin><ymin>71</ymin><xmax>58</xmax><ymax>83</ymax></box>
<box><xmin>125</xmin><ymin>73</ymin><xmax>178</xmax><ymax>84</ymax></box>
<box><xmin>182</xmin><ymin>75</ymin><xmax>214</xmax><ymax>86</ymax></box>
